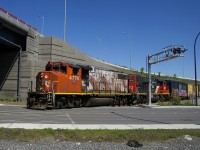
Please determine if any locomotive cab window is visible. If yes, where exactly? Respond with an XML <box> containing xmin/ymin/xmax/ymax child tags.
<box><xmin>53</xmin><ymin>63</ymin><xmax>60</xmax><ymax>71</ymax></box>
<box><xmin>70</xmin><ymin>65</ymin><xmax>80</xmax><ymax>75</ymax></box>
<box><xmin>72</xmin><ymin>68</ymin><xmax>79</xmax><ymax>75</ymax></box>
<box><xmin>60</xmin><ymin>66</ymin><xmax>67</xmax><ymax>73</ymax></box>
<box><xmin>46</xmin><ymin>64</ymin><xmax>52</xmax><ymax>71</ymax></box>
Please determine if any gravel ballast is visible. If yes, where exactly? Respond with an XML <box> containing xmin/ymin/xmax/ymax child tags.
<box><xmin>0</xmin><ymin>135</ymin><xmax>200</xmax><ymax>150</ymax></box>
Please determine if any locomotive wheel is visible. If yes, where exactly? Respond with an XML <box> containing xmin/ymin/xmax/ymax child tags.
<box><xmin>122</xmin><ymin>98</ymin><xmax>127</xmax><ymax>106</ymax></box>
<box><xmin>140</xmin><ymin>96</ymin><xmax>145</xmax><ymax>104</ymax></box>
<box><xmin>27</xmin><ymin>98</ymin><xmax>34</xmax><ymax>109</ymax></box>
<box><xmin>117</xmin><ymin>98</ymin><xmax>121</xmax><ymax>106</ymax></box>
<box><xmin>67</xmin><ymin>98</ymin><xmax>75</xmax><ymax>108</ymax></box>
<box><xmin>56</xmin><ymin>102</ymin><xmax>63</xmax><ymax>109</ymax></box>
<box><xmin>38</xmin><ymin>102</ymin><xmax>47</xmax><ymax>109</ymax></box>
<box><xmin>74</xmin><ymin>98</ymin><xmax>81</xmax><ymax>108</ymax></box>
<box><xmin>80</xmin><ymin>98</ymin><xmax>86</xmax><ymax>107</ymax></box>
<box><xmin>38</xmin><ymin>97</ymin><xmax>48</xmax><ymax>110</ymax></box>
<box><xmin>127</xmin><ymin>98</ymin><xmax>133</xmax><ymax>106</ymax></box>
<box><xmin>111</xmin><ymin>99</ymin><xmax>115</xmax><ymax>107</ymax></box>
<box><xmin>33</xmin><ymin>102</ymin><xmax>39</xmax><ymax>109</ymax></box>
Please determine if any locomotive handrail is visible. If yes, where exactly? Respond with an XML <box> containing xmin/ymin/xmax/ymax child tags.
<box><xmin>52</xmin><ymin>81</ymin><xmax>59</xmax><ymax>93</ymax></box>
<box><xmin>52</xmin><ymin>81</ymin><xmax>59</xmax><ymax>107</ymax></box>
<box><xmin>0</xmin><ymin>7</ymin><xmax>37</xmax><ymax>31</ymax></box>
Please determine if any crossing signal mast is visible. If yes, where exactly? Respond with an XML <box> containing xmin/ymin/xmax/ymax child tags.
<box><xmin>147</xmin><ymin>45</ymin><xmax>187</xmax><ymax>105</ymax></box>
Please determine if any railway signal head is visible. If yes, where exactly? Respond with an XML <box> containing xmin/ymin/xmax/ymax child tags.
<box><xmin>172</xmin><ymin>47</ymin><xmax>187</xmax><ymax>55</ymax></box>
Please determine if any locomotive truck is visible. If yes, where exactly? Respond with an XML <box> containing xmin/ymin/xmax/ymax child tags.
<box><xmin>27</xmin><ymin>61</ymin><xmax>170</xmax><ymax>109</ymax></box>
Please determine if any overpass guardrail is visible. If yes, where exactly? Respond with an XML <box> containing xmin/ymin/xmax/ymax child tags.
<box><xmin>0</xmin><ymin>7</ymin><xmax>37</xmax><ymax>31</ymax></box>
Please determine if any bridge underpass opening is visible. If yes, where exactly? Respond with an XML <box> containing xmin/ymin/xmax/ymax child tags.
<box><xmin>0</xmin><ymin>32</ymin><xmax>26</xmax><ymax>100</ymax></box>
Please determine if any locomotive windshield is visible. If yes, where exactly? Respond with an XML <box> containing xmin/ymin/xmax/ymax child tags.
<box><xmin>45</xmin><ymin>62</ymin><xmax>67</xmax><ymax>73</ymax></box>
<box><xmin>72</xmin><ymin>68</ymin><xmax>79</xmax><ymax>75</ymax></box>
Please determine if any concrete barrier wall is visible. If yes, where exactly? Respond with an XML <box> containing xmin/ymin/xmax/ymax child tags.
<box><xmin>0</xmin><ymin>30</ymin><xmax>39</xmax><ymax>99</ymax></box>
<box><xmin>0</xmin><ymin>9</ymin><xmax>119</xmax><ymax>100</ymax></box>
<box><xmin>0</xmin><ymin>34</ymin><xmax>119</xmax><ymax>100</ymax></box>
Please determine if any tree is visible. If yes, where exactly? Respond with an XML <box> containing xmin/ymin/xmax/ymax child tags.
<box><xmin>173</xmin><ymin>74</ymin><xmax>177</xmax><ymax>78</ymax></box>
<box><xmin>158</xmin><ymin>72</ymin><xmax>161</xmax><ymax>77</ymax></box>
<box><xmin>140</xmin><ymin>67</ymin><xmax>144</xmax><ymax>75</ymax></box>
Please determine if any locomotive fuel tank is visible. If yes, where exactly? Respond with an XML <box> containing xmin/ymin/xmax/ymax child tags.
<box><xmin>84</xmin><ymin>98</ymin><xmax>114</xmax><ymax>107</ymax></box>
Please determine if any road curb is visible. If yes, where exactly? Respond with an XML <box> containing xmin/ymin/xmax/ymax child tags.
<box><xmin>1</xmin><ymin>123</ymin><xmax>200</xmax><ymax>130</ymax></box>
<box><xmin>138</xmin><ymin>104</ymin><xmax>200</xmax><ymax>109</ymax></box>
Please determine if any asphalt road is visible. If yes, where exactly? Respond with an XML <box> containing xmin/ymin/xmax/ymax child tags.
<box><xmin>0</xmin><ymin>104</ymin><xmax>200</xmax><ymax>125</ymax></box>
<box><xmin>1</xmin><ymin>104</ymin><xmax>200</xmax><ymax>149</ymax></box>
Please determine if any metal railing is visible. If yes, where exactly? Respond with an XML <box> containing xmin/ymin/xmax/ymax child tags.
<box><xmin>0</xmin><ymin>7</ymin><xmax>37</xmax><ymax>31</ymax></box>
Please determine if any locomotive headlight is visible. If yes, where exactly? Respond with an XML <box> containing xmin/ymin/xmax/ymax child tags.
<box><xmin>45</xmin><ymin>75</ymin><xmax>48</xmax><ymax>79</ymax></box>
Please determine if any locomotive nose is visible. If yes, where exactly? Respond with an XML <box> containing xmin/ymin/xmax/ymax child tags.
<box><xmin>36</xmin><ymin>72</ymin><xmax>51</xmax><ymax>92</ymax></box>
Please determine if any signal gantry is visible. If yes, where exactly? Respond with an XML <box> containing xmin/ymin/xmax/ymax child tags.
<box><xmin>147</xmin><ymin>45</ymin><xmax>187</xmax><ymax>105</ymax></box>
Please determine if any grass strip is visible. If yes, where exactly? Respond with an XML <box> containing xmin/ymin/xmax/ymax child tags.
<box><xmin>0</xmin><ymin>128</ymin><xmax>200</xmax><ymax>143</ymax></box>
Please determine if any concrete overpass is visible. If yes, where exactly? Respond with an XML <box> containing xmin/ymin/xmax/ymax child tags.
<box><xmin>0</xmin><ymin>8</ymin><xmax>123</xmax><ymax>100</ymax></box>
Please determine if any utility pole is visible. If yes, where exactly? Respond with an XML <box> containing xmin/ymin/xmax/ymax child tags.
<box><xmin>122</xmin><ymin>32</ymin><xmax>132</xmax><ymax>69</ymax></box>
<box><xmin>147</xmin><ymin>45</ymin><xmax>187</xmax><ymax>105</ymax></box>
<box><xmin>194</xmin><ymin>32</ymin><xmax>200</xmax><ymax>106</ymax></box>
<box><xmin>64</xmin><ymin>0</ymin><xmax>67</xmax><ymax>42</ymax></box>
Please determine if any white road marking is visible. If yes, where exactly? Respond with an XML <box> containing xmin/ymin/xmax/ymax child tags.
<box><xmin>153</xmin><ymin>106</ymin><xmax>200</xmax><ymax>108</ymax></box>
<box><xmin>66</xmin><ymin>113</ymin><xmax>75</xmax><ymax>125</ymax></box>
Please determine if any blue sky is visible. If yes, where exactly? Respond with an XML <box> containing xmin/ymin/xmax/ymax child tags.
<box><xmin>1</xmin><ymin>0</ymin><xmax>200</xmax><ymax>79</ymax></box>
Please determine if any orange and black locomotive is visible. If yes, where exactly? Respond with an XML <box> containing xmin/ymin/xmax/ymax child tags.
<box><xmin>27</xmin><ymin>61</ymin><xmax>170</xmax><ymax>109</ymax></box>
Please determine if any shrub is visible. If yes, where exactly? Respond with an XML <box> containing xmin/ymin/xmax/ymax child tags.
<box><xmin>170</xmin><ymin>96</ymin><xmax>181</xmax><ymax>105</ymax></box>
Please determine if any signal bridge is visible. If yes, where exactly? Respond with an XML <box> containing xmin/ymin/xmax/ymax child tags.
<box><xmin>147</xmin><ymin>45</ymin><xmax>187</xmax><ymax>105</ymax></box>
<box><xmin>148</xmin><ymin>45</ymin><xmax>187</xmax><ymax>65</ymax></box>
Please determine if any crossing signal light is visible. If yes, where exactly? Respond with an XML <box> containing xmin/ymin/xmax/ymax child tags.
<box><xmin>173</xmin><ymin>48</ymin><xmax>177</xmax><ymax>55</ymax></box>
<box><xmin>172</xmin><ymin>47</ymin><xmax>186</xmax><ymax>55</ymax></box>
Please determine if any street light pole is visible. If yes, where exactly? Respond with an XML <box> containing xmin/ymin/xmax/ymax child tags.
<box><xmin>122</xmin><ymin>32</ymin><xmax>132</xmax><ymax>69</ymax></box>
<box><xmin>194</xmin><ymin>32</ymin><xmax>200</xmax><ymax>106</ymax></box>
<box><xmin>64</xmin><ymin>0</ymin><xmax>67</xmax><ymax>42</ymax></box>
<box><xmin>38</xmin><ymin>16</ymin><xmax>44</xmax><ymax>35</ymax></box>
